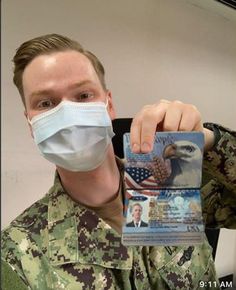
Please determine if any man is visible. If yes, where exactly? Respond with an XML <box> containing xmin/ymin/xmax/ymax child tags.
<box><xmin>126</xmin><ymin>203</ymin><xmax>148</xmax><ymax>227</ymax></box>
<box><xmin>1</xmin><ymin>34</ymin><xmax>236</xmax><ymax>290</ymax></box>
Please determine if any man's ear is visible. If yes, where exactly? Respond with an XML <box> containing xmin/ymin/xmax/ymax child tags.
<box><xmin>24</xmin><ymin>110</ymin><xmax>34</xmax><ymax>138</ymax></box>
<box><xmin>106</xmin><ymin>91</ymin><xmax>116</xmax><ymax>120</ymax></box>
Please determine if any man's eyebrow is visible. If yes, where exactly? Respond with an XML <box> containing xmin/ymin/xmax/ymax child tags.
<box><xmin>30</xmin><ymin>89</ymin><xmax>54</xmax><ymax>99</ymax></box>
<box><xmin>30</xmin><ymin>80</ymin><xmax>95</xmax><ymax>99</ymax></box>
<box><xmin>69</xmin><ymin>80</ymin><xmax>95</xmax><ymax>90</ymax></box>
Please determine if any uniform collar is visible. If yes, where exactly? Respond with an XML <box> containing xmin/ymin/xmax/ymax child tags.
<box><xmin>48</xmin><ymin>172</ymin><xmax>133</xmax><ymax>269</ymax></box>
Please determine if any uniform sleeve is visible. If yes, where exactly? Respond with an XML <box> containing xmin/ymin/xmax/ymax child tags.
<box><xmin>1</xmin><ymin>259</ymin><xmax>30</xmax><ymax>290</ymax></box>
<box><xmin>201</xmin><ymin>123</ymin><xmax>236</xmax><ymax>228</ymax></box>
<box><xmin>1</xmin><ymin>227</ymin><xmax>31</xmax><ymax>290</ymax></box>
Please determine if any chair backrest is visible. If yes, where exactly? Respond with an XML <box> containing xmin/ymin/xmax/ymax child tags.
<box><xmin>112</xmin><ymin>118</ymin><xmax>132</xmax><ymax>158</ymax></box>
<box><xmin>112</xmin><ymin>118</ymin><xmax>220</xmax><ymax>259</ymax></box>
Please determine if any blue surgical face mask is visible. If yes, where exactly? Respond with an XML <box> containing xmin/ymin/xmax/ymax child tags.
<box><xmin>28</xmin><ymin>100</ymin><xmax>115</xmax><ymax>172</ymax></box>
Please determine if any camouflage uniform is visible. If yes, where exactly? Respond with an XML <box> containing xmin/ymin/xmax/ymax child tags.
<box><xmin>2</xmin><ymin>124</ymin><xmax>236</xmax><ymax>290</ymax></box>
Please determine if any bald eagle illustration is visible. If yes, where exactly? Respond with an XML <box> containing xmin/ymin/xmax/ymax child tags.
<box><xmin>163</xmin><ymin>140</ymin><xmax>202</xmax><ymax>187</ymax></box>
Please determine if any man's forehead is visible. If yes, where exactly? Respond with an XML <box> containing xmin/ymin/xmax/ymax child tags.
<box><xmin>25</xmin><ymin>50</ymin><xmax>93</xmax><ymax>71</ymax></box>
<box><xmin>22</xmin><ymin>50</ymin><xmax>99</xmax><ymax>96</ymax></box>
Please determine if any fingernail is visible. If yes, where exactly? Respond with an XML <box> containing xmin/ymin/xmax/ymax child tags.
<box><xmin>132</xmin><ymin>143</ymin><xmax>140</xmax><ymax>152</ymax></box>
<box><xmin>142</xmin><ymin>142</ymin><xmax>151</xmax><ymax>152</ymax></box>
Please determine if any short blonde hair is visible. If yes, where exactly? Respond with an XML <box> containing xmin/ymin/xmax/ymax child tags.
<box><xmin>13</xmin><ymin>34</ymin><xmax>107</xmax><ymax>107</ymax></box>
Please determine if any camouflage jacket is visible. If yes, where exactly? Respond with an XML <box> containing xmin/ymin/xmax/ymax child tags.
<box><xmin>2</xmin><ymin>124</ymin><xmax>236</xmax><ymax>290</ymax></box>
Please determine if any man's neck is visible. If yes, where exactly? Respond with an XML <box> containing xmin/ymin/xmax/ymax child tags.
<box><xmin>57</xmin><ymin>146</ymin><xmax>121</xmax><ymax>207</ymax></box>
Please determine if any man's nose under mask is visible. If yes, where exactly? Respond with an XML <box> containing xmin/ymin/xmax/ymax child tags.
<box><xmin>28</xmin><ymin>100</ymin><xmax>115</xmax><ymax>172</ymax></box>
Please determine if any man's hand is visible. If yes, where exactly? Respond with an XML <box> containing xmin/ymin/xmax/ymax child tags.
<box><xmin>130</xmin><ymin>99</ymin><xmax>215</xmax><ymax>153</ymax></box>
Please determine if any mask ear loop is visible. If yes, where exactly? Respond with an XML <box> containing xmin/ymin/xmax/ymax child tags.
<box><xmin>26</xmin><ymin>114</ymin><xmax>32</xmax><ymax>125</ymax></box>
<box><xmin>105</xmin><ymin>97</ymin><xmax>109</xmax><ymax>108</ymax></box>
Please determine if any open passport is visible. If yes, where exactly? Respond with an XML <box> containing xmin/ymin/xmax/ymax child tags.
<box><xmin>122</xmin><ymin>132</ymin><xmax>205</xmax><ymax>246</ymax></box>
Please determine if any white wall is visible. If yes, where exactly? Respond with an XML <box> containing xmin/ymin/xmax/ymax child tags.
<box><xmin>2</xmin><ymin>0</ymin><xmax>236</xmax><ymax>280</ymax></box>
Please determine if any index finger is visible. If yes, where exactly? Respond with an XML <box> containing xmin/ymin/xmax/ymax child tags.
<box><xmin>130</xmin><ymin>102</ymin><xmax>169</xmax><ymax>153</ymax></box>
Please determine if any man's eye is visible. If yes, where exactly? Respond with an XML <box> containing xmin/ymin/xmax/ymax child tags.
<box><xmin>78</xmin><ymin>92</ymin><xmax>94</xmax><ymax>101</ymax></box>
<box><xmin>37</xmin><ymin>100</ymin><xmax>54</xmax><ymax>108</ymax></box>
